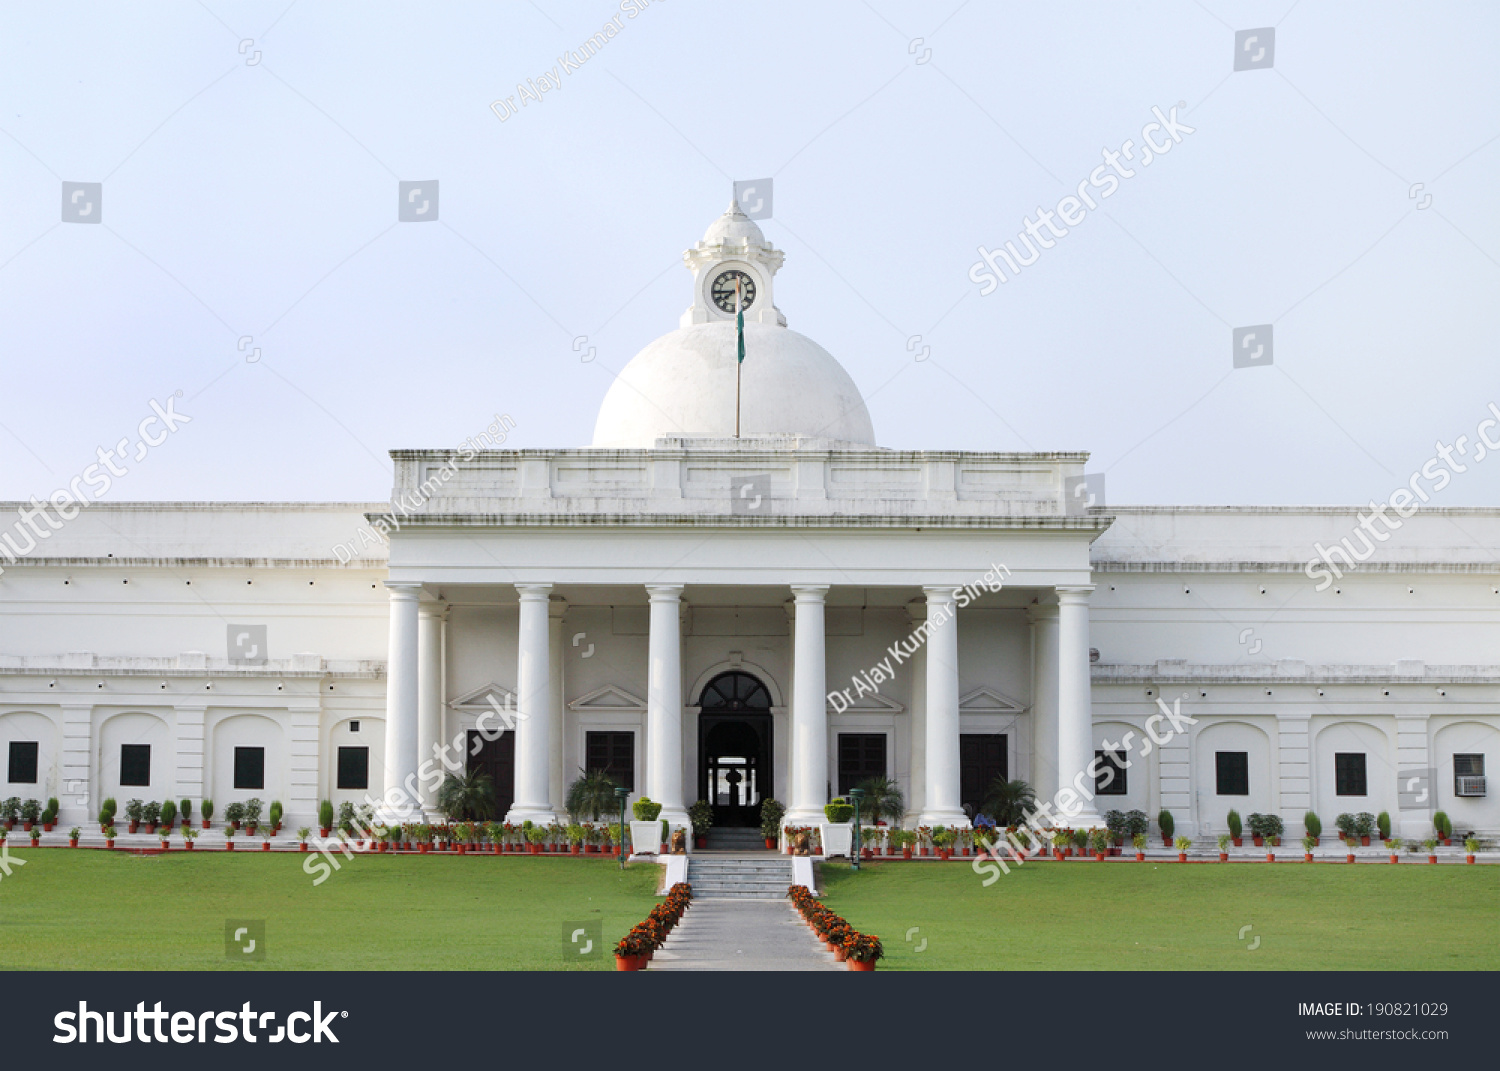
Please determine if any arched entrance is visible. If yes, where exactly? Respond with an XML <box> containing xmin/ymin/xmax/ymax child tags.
<box><xmin>697</xmin><ymin>671</ymin><xmax>773</xmax><ymax>828</ymax></box>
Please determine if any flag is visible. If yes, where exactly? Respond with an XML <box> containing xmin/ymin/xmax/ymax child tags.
<box><xmin>736</xmin><ymin>278</ymin><xmax>745</xmax><ymax>364</ymax></box>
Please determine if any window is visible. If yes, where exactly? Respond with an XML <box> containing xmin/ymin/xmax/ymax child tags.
<box><xmin>349</xmin><ymin>720</ymin><xmax>360</xmax><ymax>733</ymax></box>
<box><xmin>7</xmin><ymin>741</ymin><xmax>39</xmax><ymax>784</ymax></box>
<box><xmin>837</xmin><ymin>733</ymin><xmax>887</xmax><ymax>797</ymax></box>
<box><xmin>1215</xmin><ymin>752</ymin><xmax>1249</xmax><ymax>796</ymax></box>
<box><xmin>233</xmin><ymin>746</ymin><xmax>265</xmax><ymax>791</ymax></box>
<box><xmin>120</xmin><ymin>744</ymin><xmax>151</xmax><ymax>787</ymax></box>
<box><xmin>960</xmin><ymin>735</ymin><xmax>1009</xmax><ymax>815</ymax></box>
<box><xmin>1335</xmin><ymin>752</ymin><xmax>1367</xmax><ymax>796</ymax></box>
<box><xmin>337</xmin><ymin>747</ymin><xmax>369</xmax><ymax>790</ymax></box>
<box><xmin>1094</xmin><ymin>749</ymin><xmax>1128</xmax><ymax>795</ymax></box>
<box><xmin>1454</xmin><ymin>754</ymin><xmax>1486</xmax><ymax>796</ymax></box>
<box><xmin>585</xmin><ymin>731</ymin><xmax>635</xmax><ymax>792</ymax></box>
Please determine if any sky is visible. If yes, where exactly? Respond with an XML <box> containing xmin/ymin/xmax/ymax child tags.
<box><xmin>1</xmin><ymin>0</ymin><xmax>1497</xmax><ymax>509</ymax></box>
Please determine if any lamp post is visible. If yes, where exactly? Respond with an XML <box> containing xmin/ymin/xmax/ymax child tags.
<box><xmin>615</xmin><ymin>786</ymin><xmax>629</xmax><ymax>871</ymax></box>
<box><xmin>849</xmin><ymin>787</ymin><xmax>865</xmax><ymax>872</ymax></box>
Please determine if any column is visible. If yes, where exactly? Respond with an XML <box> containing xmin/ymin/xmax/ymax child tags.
<box><xmin>381</xmin><ymin>582</ymin><xmax>421</xmax><ymax>821</ymax></box>
<box><xmin>1028</xmin><ymin>603</ymin><xmax>1060</xmax><ymax>807</ymax></box>
<box><xmin>58</xmin><ymin>704</ymin><xmax>94</xmax><ymax>826</ymax></box>
<box><xmin>919</xmin><ymin>586</ymin><xmax>969</xmax><ymax>827</ymax></box>
<box><xmin>904</xmin><ymin>599</ymin><xmax>927</xmax><ymax>825</ymax></box>
<box><xmin>646</xmin><ymin>585</ymin><xmax>688</xmax><ymax>826</ymax></box>
<box><xmin>787</xmin><ymin>585</ymin><xmax>829</xmax><ymax>826</ymax></box>
<box><xmin>1056</xmin><ymin>585</ymin><xmax>1104</xmax><ymax>828</ymax></box>
<box><xmin>507</xmin><ymin>583</ymin><xmax>556</xmax><ymax>823</ymax></box>
<box><xmin>548</xmin><ymin>596</ymin><xmax>568</xmax><ymax>822</ymax></box>
<box><xmin>417</xmin><ymin>601</ymin><xmax>446</xmax><ymax>819</ymax></box>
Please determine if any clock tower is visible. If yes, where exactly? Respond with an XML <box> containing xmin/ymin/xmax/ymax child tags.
<box><xmin>681</xmin><ymin>198</ymin><xmax>787</xmax><ymax>328</ymax></box>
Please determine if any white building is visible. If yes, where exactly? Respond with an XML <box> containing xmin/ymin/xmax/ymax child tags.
<box><xmin>2</xmin><ymin>203</ymin><xmax>1496</xmax><ymax>841</ymax></box>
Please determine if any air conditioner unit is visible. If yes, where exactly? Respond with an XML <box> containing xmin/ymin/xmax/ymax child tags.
<box><xmin>1455</xmin><ymin>775</ymin><xmax>1487</xmax><ymax>797</ymax></box>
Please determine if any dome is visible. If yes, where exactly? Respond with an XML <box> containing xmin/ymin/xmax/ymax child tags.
<box><xmin>591</xmin><ymin>321</ymin><xmax>877</xmax><ymax>448</ymax></box>
<box><xmin>701</xmin><ymin>200</ymin><xmax>765</xmax><ymax>245</ymax></box>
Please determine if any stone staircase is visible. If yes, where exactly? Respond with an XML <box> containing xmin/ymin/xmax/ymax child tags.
<box><xmin>686</xmin><ymin>856</ymin><xmax>793</xmax><ymax>900</ymax></box>
<box><xmin>704</xmin><ymin>827</ymin><xmax>771</xmax><ymax>851</ymax></box>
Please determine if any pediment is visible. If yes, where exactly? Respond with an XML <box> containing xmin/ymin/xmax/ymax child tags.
<box><xmin>449</xmin><ymin>682</ymin><xmax>516</xmax><ymax>712</ymax></box>
<box><xmin>568</xmin><ymin>684</ymin><xmax>648</xmax><ymax>712</ymax></box>
<box><xmin>959</xmin><ymin>686</ymin><xmax>1025</xmax><ymax>714</ymax></box>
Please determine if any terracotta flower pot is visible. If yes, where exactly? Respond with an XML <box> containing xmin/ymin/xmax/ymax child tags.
<box><xmin>1162</xmin><ymin>836</ymin><xmax>1172</xmax><ymax>848</ymax></box>
<box><xmin>1177</xmin><ymin>852</ymin><xmax>1187</xmax><ymax>863</ymax></box>
<box><xmin>1389</xmin><ymin>854</ymin><xmax>1399</xmax><ymax>864</ymax></box>
<box><xmin>1304</xmin><ymin>852</ymin><xmax>1314</xmax><ymax>862</ymax></box>
<box><xmin>1467</xmin><ymin>854</ymin><xmax>1476</xmax><ymax>864</ymax></box>
<box><xmin>1232</xmin><ymin>838</ymin><xmax>1242</xmax><ymax>847</ymax></box>
<box><xmin>572</xmin><ymin>844</ymin><xmax>581</xmax><ymax>855</ymax></box>
<box><xmin>1095</xmin><ymin>852</ymin><xmax>1105</xmax><ymax>862</ymax></box>
<box><xmin>202</xmin><ymin>820</ymin><xmax>210</xmax><ymax>830</ymax></box>
<box><xmin>1252</xmin><ymin>836</ymin><xmax>1263</xmax><ymax>847</ymax></box>
<box><xmin>225</xmin><ymin>841</ymin><xmax>235</xmax><ymax>851</ymax></box>
<box><xmin>185</xmin><ymin>841</ymin><xmax>194</xmax><ymax>851</ymax></box>
<box><xmin>129</xmin><ymin>822</ymin><xmax>139</xmax><ymax>834</ymax></box>
<box><xmin>902</xmin><ymin>847</ymin><xmax>912</xmax><ymax>860</ymax></box>
<box><xmin>261</xmin><ymin>841</ymin><xmax>270</xmax><ymax>851</ymax></box>
<box><xmin>1218</xmin><ymin>852</ymin><xmax>1229</xmax><ymax>862</ymax></box>
<box><xmin>614</xmin><ymin>955</ymin><xmax>642</xmax><ymax>971</ymax></box>
<box><xmin>1428</xmin><ymin>855</ymin><xmax>1438</xmax><ymax>865</ymax></box>
<box><xmin>1442</xmin><ymin>838</ymin><xmax>1451</xmax><ymax>847</ymax></box>
<box><xmin>1265</xmin><ymin>853</ymin><xmax>1275</xmax><ymax>862</ymax></box>
<box><xmin>105</xmin><ymin>839</ymin><xmax>115</xmax><ymax>849</ymax></box>
<box><xmin>1360</xmin><ymin>836</ymin><xmax>1370</xmax><ymax>846</ymax></box>
<box><xmin>847</xmin><ymin>959</ymin><xmax>876</xmax><ymax>971</ymax></box>
<box><xmin>30</xmin><ymin>837</ymin><xmax>41</xmax><ymax>847</ymax></box>
<box><xmin>1347</xmin><ymin>853</ymin><xmax>1357</xmax><ymax>863</ymax></box>
<box><xmin>834</xmin><ymin>947</ymin><xmax>848</xmax><ymax>962</ymax></box>
<box><xmin>69</xmin><ymin>838</ymin><xmax>78</xmax><ymax>848</ymax></box>
<box><xmin>1135</xmin><ymin>851</ymin><xmax>1145</xmax><ymax>861</ymax></box>
<box><xmin>765</xmin><ymin>838</ymin><xmax>776</xmax><ymax>850</ymax></box>
<box><xmin>159</xmin><ymin>841</ymin><xmax>169</xmax><ymax>851</ymax></box>
<box><xmin>320</xmin><ymin>827</ymin><xmax>329</xmax><ymax>837</ymax></box>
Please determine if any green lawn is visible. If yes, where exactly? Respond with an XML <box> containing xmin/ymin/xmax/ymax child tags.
<box><xmin>817</xmin><ymin>858</ymin><xmax>1499</xmax><ymax>971</ymax></box>
<box><xmin>0</xmin><ymin>848</ymin><xmax>661</xmax><ymax>970</ymax></box>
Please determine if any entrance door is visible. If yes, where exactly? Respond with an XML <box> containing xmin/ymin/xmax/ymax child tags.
<box><xmin>697</xmin><ymin>671</ymin><xmax>773</xmax><ymax>828</ymax></box>
<box><xmin>959</xmin><ymin>733</ymin><xmax>1008</xmax><ymax>818</ymax></box>
<box><xmin>467</xmin><ymin>730</ymin><xmax>515</xmax><ymax>819</ymax></box>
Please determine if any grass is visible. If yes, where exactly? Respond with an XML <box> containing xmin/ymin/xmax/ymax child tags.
<box><xmin>816</xmin><ymin>858</ymin><xmax>1500</xmax><ymax>971</ymax></box>
<box><xmin>0</xmin><ymin>848</ymin><xmax>661</xmax><ymax>970</ymax></box>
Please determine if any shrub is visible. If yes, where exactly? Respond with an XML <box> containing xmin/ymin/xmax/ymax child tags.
<box><xmin>1217</xmin><ymin>833</ymin><xmax>1231</xmax><ymax>851</ymax></box>
<box><xmin>179</xmin><ymin>799</ymin><xmax>192</xmax><ymax>822</ymax></box>
<box><xmin>1125</xmin><ymin>810</ymin><xmax>1150</xmax><ymax>837</ymax></box>
<box><xmin>1303</xmin><ymin>811</ymin><xmax>1321</xmax><ymax>838</ymax></box>
<box><xmin>20</xmin><ymin>799</ymin><xmax>41</xmax><ymax>823</ymax></box>
<box><xmin>1247</xmin><ymin>812</ymin><xmax>1266</xmax><ymax>839</ymax></box>
<box><xmin>269</xmin><ymin>801</ymin><xmax>284</xmax><ymax>828</ymax></box>
<box><xmin>1433</xmin><ymin>811</ymin><xmax>1451</xmax><ymax>838</ymax></box>
<box><xmin>243</xmin><ymin>798</ymin><xmax>264</xmax><ymax>824</ymax></box>
<box><xmin>1071</xmin><ymin>828</ymin><xmax>1089</xmax><ymax>851</ymax></box>
<box><xmin>632</xmin><ymin>797</ymin><xmax>663</xmax><ymax>822</ymax></box>
<box><xmin>318</xmin><ymin>800</ymin><xmax>334</xmax><ymax>829</ymax></box>
<box><xmin>225</xmin><ymin>802</ymin><xmax>247</xmax><ymax>823</ymax></box>
<box><xmin>1262</xmin><ymin>813</ymin><xmax>1284</xmax><ymax>839</ymax></box>
<box><xmin>200</xmin><ymin>799</ymin><xmax>213</xmax><ymax>821</ymax></box>
<box><xmin>1355</xmin><ymin>812</ymin><xmax>1376</xmax><ymax>839</ymax></box>
<box><xmin>1335</xmin><ymin>812</ymin><xmax>1355</xmax><ymax>838</ymax></box>
<box><xmin>1104</xmin><ymin>810</ymin><xmax>1126</xmax><ymax>838</ymax></box>
<box><xmin>44</xmin><ymin>797</ymin><xmax>60</xmax><ymax>823</ymax></box>
<box><xmin>1158</xmin><ymin>810</ymin><xmax>1174</xmax><ymax>839</ymax></box>
<box><xmin>1174</xmin><ymin>836</ymin><xmax>1192</xmax><ymax>851</ymax></box>
<box><xmin>1131</xmin><ymin>832</ymin><xmax>1148</xmax><ymax>850</ymax></box>
<box><xmin>1088</xmin><ymin>828</ymin><xmax>1110</xmax><ymax>853</ymax></box>
<box><xmin>125</xmin><ymin>799</ymin><xmax>145</xmax><ymax>823</ymax></box>
<box><xmin>142</xmin><ymin>800</ymin><xmax>161</xmax><ymax>825</ymax></box>
<box><xmin>759</xmin><ymin>799</ymin><xmax>786</xmax><ymax>840</ymax></box>
<box><xmin>824</xmin><ymin>799</ymin><xmax>855</xmax><ymax>823</ymax></box>
<box><xmin>1</xmin><ymin>797</ymin><xmax>20</xmax><ymax>823</ymax></box>
<box><xmin>1226</xmin><ymin>809</ymin><xmax>1242</xmax><ymax>839</ymax></box>
<box><xmin>160</xmin><ymin>800</ymin><xmax>177</xmax><ymax>827</ymax></box>
<box><xmin>688</xmin><ymin>800</ymin><xmax>714</xmax><ymax>836</ymax></box>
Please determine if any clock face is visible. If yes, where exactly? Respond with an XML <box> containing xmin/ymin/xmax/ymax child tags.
<box><xmin>711</xmin><ymin>270</ymin><xmax>756</xmax><ymax>313</ymax></box>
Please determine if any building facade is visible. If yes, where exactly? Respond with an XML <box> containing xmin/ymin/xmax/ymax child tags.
<box><xmin>2</xmin><ymin>204</ymin><xmax>1496</xmax><ymax>841</ymax></box>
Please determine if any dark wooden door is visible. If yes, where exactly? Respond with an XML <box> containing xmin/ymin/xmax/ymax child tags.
<box><xmin>960</xmin><ymin>733</ymin><xmax>1008</xmax><ymax>817</ymax></box>
<box><xmin>467</xmin><ymin>730</ymin><xmax>515</xmax><ymax>819</ymax></box>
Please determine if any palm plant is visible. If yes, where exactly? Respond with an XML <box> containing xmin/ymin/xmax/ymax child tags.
<box><xmin>980</xmin><ymin>777</ymin><xmax>1037</xmax><ymax>826</ymax></box>
<box><xmin>566</xmin><ymin>767</ymin><xmax>621</xmax><ymax>822</ymax></box>
<box><xmin>437</xmin><ymin>769</ymin><xmax>496</xmax><ymax>822</ymax></box>
<box><xmin>852</xmin><ymin>777</ymin><xmax>906</xmax><ymax>826</ymax></box>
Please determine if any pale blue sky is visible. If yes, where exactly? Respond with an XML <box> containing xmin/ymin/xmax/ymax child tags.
<box><xmin>2</xmin><ymin>0</ymin><xmax>1497</xmax><ymax>508</ymax></box>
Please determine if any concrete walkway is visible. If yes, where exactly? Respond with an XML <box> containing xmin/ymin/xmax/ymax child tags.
<box><xmin>651</xmin><ymin>900</ymin><xmax>844</xmax><ymax>971</ymax></box>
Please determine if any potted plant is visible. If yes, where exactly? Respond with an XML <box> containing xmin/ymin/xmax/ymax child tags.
<box><xmin>43</xmin><ymin>798</ymin><xmax>59</xmax><ymax>831</ymax></box>
<box><xmin>1071</xmin><ymin>827</ymin><xmax>1089</xmax><ymax>859</ymax></box>
<box><xmin>318</xmin><ymin>800</ymin><xmax>333</xmax><ymax>838</ymax></box>
<box><xmin>688</xmin><ymin>800</ymin><xmax>714</xmax><ymax>849</ymax></box>
<box><xmin>20</xmin><ymin>798</ymin><xmax>41</xmax><ymax>832</ymax></box>
<box><xmin>157</xmin><ymin>826</ymin><xmax>171</xmax><ymax>850</ymax></box>
<box><xmin>1089</xmin><ymin>827</ymin><xmax>1109</xmax><ymax>861</ymax></box>
<box><xmin>1264</xmin><ymin>837</ymin><xmax>1275</xmax><ymax>863</ymax></box>
<box><xmin>1303</xmin><ymin>810</ymin><xmax>1321</xmax><ymax>846</ymax></box>
<box><xmin>1103</xmin><ymin>809</ymin><xmax>1126</xmax><ymax>847</ymax></box>
<box><xmin>28</xmin><ymin>824</ymin><xmax>42</xmax><ymax>847</ymax></box>
<box><xmin>1387</xmin><ymin>837</ymin><xmax>1402</xmax><ymax>863</ymax></box>
<box><xmin>125</xmin><ymin>798</ymin><xmax>144</xmax><ymax>834</ymax></box>
<box><xmin>1132</xmin><ymin>831</ymin><xmax>1147</xmax><ymax>861</ymax></box>
<box><xmin>1345</xmin><ymin>835</ymin><xmax>1358</xmax><ymax>864</ymax></box>
<box><xmin>0</xmin><ymin>797</ymin><xmax>18</xmax><ymax>830</ymax></box>
<box><xmin>142</xmin><ymin>800</ymin><xmax>160</xmax><ymax>834</ymax></box>
<box><xmin>934</xmin><ymin>826</ymin><xmax>959</xmax><ymax>860</ymax></box>
<box><xmin>68</xmin><ymin>826</ymin><xmax>80</xmax><ymax>848</ymax></box>
<box><xmin>526</xmin><ymin>826</ymin><xmax>549</xmax><ymax>854</ymax></box>
<box><xmin>183</xmin><ymin>827</ymin><xmax>198</xmax><ymax>850</ymax></box>
<box><xmin>1423</xmin><ymin>838</ymin><xmax>1438</xmax><ymax>864</ymax></box>
<box><xmin>1365</xmin><ymin>811</ymin><xmax>1382</xmax><ymax>845</ymax></box>
<box><xmin>224</xmin><ymin>801</ymin><xmax>245</xmax><ymax>830</ymax></box>
<box><xmin>1248</xmin><ymin>812</ymin><xmax>1265</xmax><ymax>847</ymax></box>
<box><xmin>103</xmin><ymin>825</ymin><xmax>116</xmax><ymax>849</ymax></box>
<box><xmin>269</xmin><ymin>800</ymin><xmax>284</xmax><ymax>835</ymax></box>
<box><xmin>843</xmin><ymin>932</ymin><xmax>884</xmax><ymax>971</ymax></box>
<box><xmin>179</xmin><ymin>799</ymin><xmax>192</xmax><ymax>830</ymax></box>
<box><xmin>1464</xmin><ymin>837</ymin><xmax>1479</xmax><ymax>864</ymax></box>
<box><xmin>1302</xmin><ymin>835</ymin><xmax>1316</xmax><ymax>862</ymax></box>
<box><xmin>630</xmin><ymin>797</ymin><xmax>664</xmax><ymax>855</ymax></box>
<box><xmin>1174</xmin><ymin>835</ymin><xmax>1191</xmax><ymax>862</ymax></box>
<box><xmin>760</xmin><ymin>799</ymin><xmax>785</xmax><ymax>850</ymax></box>
<box><xmin>200</xmin><ymin>799</ymin><xmax>213</xmax><ymax>830</ymax></box>
<box><xmin>1050</xmin><ymin>829</ymin><xmax>1070</xmax><ymax>860</ymax></box>
<box><xmin>243</xmin><ymin>798</ymin><xmax>263</xmax><ymax>835</ymax></box>
<box><xmin>1226</xmin><ymin>809</ymin><xmax>1243</xmax><ymax>846</ymax></box>
<box><xmin>1217</xmin><ymin>833</ymin><xmax>1231</xmax><ymax>862</ymax></box>
<box><xmin>159</xmin><ymin>798</ymin><xmax>177</xmax><ymax>832</ymax></box>
<box><xmin>1335</xmin><ymin>812</ymin><xmax>1355</xmax><ymax>843</ymax></box>
<box><xmin>1158</xmin><ymin>810</ymin><xmax>1175</xmax><ymax>848</ymax></box>
<box><xmin>1433</xmin><ymin>812</ymin><xmax>1452</xmax><ymax>847</ymax></box>
<box><xmin>224</xmin><ymin>825</ymin><xmax>236</xmax><ymax>850</ymax></box>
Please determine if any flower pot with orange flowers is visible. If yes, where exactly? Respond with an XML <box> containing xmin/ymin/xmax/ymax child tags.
<box><xmin>844</xmin><ymin>933</ymin><xmax>883</xmax><ymax>971</ymax></box>
<box><xmin>614</xmin><ymin>930</ymin><xmax>651</xmax><ymax>971</ymax></box>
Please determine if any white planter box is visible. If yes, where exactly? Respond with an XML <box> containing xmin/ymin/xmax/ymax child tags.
<box><xmin>820</xmin><ymin>821</ymin><xmax>854</xmax><ymax>858</ymax></box>
<box><xmin>629</xmin><ymin>821</ymin><xmax>663</xmax><ymax>855</ymax></box>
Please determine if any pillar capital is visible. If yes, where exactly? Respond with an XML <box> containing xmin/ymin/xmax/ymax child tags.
<box><xmin>384</xmin><ymin>580</ymin><xmax>423</xmax><ymax>600</ymax></box>
<box><xmin>921</xmin><ymin>584</ymin><xmax>957</xmax><ymax>604</ymax></box>
<box><xmin>1056</xmin><ymin>585</ymin><xmax>1095</xmax><ymax>602</ymax></box>
<box><xmin>790</xmin><ymin>584</ymin><xmax>829</xmax><ymax>602</ymax></box>
<box><xmin>515</xmin><ymin>582</ymin><xmax>552</xmax><ymax>601</ymax></box>
<box><xmin>645</xmin><ymin>583</ymin><xmax>684</xmax><ymax>600</ymax></box>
